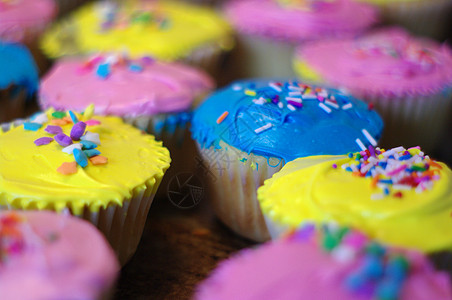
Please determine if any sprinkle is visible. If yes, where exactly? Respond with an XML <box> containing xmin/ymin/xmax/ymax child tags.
<box><xmin>254</xmin><ymin>123</ymin><xmax>273</xmax><ymax>134</ymax></box>
<box><xmin>62</xmin><ymin>143</ymin><xmax>83</xmax><ymax>154</ymax></box>
<box><xmin>80</xmin><ymin>131</ymin><xmax>101</xmax><ymax>145</ymax></box>
<box><xmin>73</xmin><ymin>148</ymin><xmax>88</xmax><ymax>168</ymax></box>
<box><xmin>51</xmin><ymin>111</ymin><xmax>66</xmax><ymax>119</ymax></box>
<box><xmin>96</xmin><ymin>63</ymin><xmax>111</xmax><ymax>79</ymax></box>
<box><xmin>32</xmin><ymin>113</ymin><xmax>48</xmax><ymax>124</ymax></box>
<box><xmin>216</xmin><ymin>111</ymin><xmax>229</xmax><ymax>124</ymax></box>
<box><xmin>57</xmin><ymin>161</ymin><xmax>77</xmax><ymax>175</ymax></box>
<box><xmin>83</xmin><ymin>104</ymin><xmax>95</xmax><ymax>120</ymax></box>
<box><xmin>269</xmin><ymin>82</ymin><xmax>282</xmax><ymax>92</ymax></box>
<box><xmin>302</xmin><ymin>94</ymin><xmax>318</xmax><ymax>100</ymax></box>
<box><xmin>355</xmin><ymin>138</ymin><xmax>366</xmax><ymax>151</ymax></box>
<box><xmin>287</xmin><ymin>100</ymin><xmax>303</xmax><ymax>108</ymax></box>
<box><xmin>50</xmin><ymin>119</ymin><xmax>69</xmax><ymax>126</ymax></box>
<box><xmin>34</xmin><ymin>137</ymin><xmax>53</xmax><ymax>146</ymax></box>
<box><xmin>55</xmin><ymin>133</ymin><xmax>73</xmax><ymax>147</ymax></box>
<box><xmin>69</xmin><ymin>111</ymin><xmax>78</xmax><ymax>123</ymax></box>
<box><xmin>23</xmin><ymin>122</ymin><xmax>42</xmax><ymax>131</ymax></box>
<box><xmin>244</xmin><ymin>89</ymin><xmax>256</xmax><ymax>96</ymax></box>
<box><xmin>81</xmin><ymin>140</ymin><xmax>98</xmax><ymax>150</ymax></box>
<box><xmin>332</xmin><ymin>164</ymin><xmax>337</xmax><ymax>169</ymax></box>
<box><xmin>285</xmin><ymin>97</ymin><xmax>302</xmax><ymax>103</ymax></box>
<box><xmin>141</xmin><ymin>56</ymin><xmax>154</xmax><ymax>65</ymax></box>
<box><xmin>278</xmin><ymin>102</ymin><xmax>284</xmax><ymax>109</ymax></box>
<box><xmin>287</xmin><ymin>104</ymin><xmax>296</xmax><ymax>111</ymax></box>
<box><xmin>288</xmin><ymin>91</ymin><xmax>302</xmax><ymax>96</ymax></box>
<box><xmin>325</xmin><ymin>99</ymin><xmax>340</xmax><ymax>109</ymax></box>
<box><xmin>361</xmin><ymin>129</ymin><xmax>377</xmax><ymax>146</ymax></box>
<box><xmin>70</xmin><ymin>122</ymin><xmax>87</xmax><ymax>141</ymax></box>
<box><xmin>368</xmin><ymin>103</ymin><xmax>374</xmax><ymax>110</ymax></box>
<box><xmin>90</xmin><ymin>155</ymin><xmax>108</xmax><ymax>165</ymax></box>
<box><xmin>394</xmin><ymin>191</ymin><xmax>403</xmax><ymax>198</ymax></box>
<box><xmin>85</xmin><ymin>119</ymin><xmax>101</xmax><ymax>126</ymax></box>
<box><xmin>232</xmin><ymin>84</ymin><xmax>242</xmax><ymax>91</ymax></box>
<box><xmin>318</xmin><ymin>103</ymin><xmax>332</xmax><ymax>114</ymax></box>
<box><xmin>129</xmin><ymin>63</ymin><xmax>143</xmax><ymax>72</ymax></box>
<box><xmin>83</xmin><ymin>149</ymin><xmax>101</xmax><ymax>158</ymax></box>
<box><xmin>342</xmin><ymin>103</ymin><xmax>353</xmax><ymax>110</ymax></box>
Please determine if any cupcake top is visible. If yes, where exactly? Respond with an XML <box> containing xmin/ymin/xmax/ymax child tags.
<box><xmin>41</xmin><ymin>0</ymin><xmax>233</xmax><ymax>60</ymax></box>
<box><xmin>0</xmin><ymin>211</ymin><xmax>119</xmax><ymax>300</ymax></box>
<box><xmin>0</xmin><ymin>41</ymin><xmax>38</xmax><ymax>96</ymax></box>
<box><xmin>224</xmin><ymin>0</ymin><xmax>378</xmax><ymax>42</ymax></box>
<box><xmin>295</xmin><ymin>27</ymin><xmax>452</xmax><ymax>97</ymax></box>
<box><xmin>39</xmin><ymin>55</ymin><xmax>214</xmax><ymax>116</ymax></box>
<box><xmin>191</xmin><ymin>79</ymin><xmax>383</xmax><ymax>162</ymax></box>
<box><xmin>0</xmin><ymin>106</ymin><xmax>171</xmax><ymax>214</ymax></box>
<box><xmin>258</xmin><ymin>146</ymin><xmax>452</xmax><ymax>253</ymax></box>
<box><xmin>197</xmin><ymin>224</ymin><xmax>452</xmax><ymax>300</ymax></box>
<box><xmin>0</xmin><ymin>0</ymin><xmax>56</xmax><ymax>42</ymax></box>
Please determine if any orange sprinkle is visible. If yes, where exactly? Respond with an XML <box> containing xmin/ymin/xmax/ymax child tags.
<box><xmin>422</xmin><ymin>170</ymin><xmax>435</xmax><ymax>177</ymax></box>
<box><xmin>50</xmin><ymin>119</ymin><xmax>69</xmax><ymax>126</ymax></box>
<box><xmin>428</xmin><ymin>160</ymin><xmax>443</xmax><ymax>170</ymax></box>
<box><xmin>57</xmin><ymin>162</ymin><xmax>77</xmax><ymax>175</ymax></box>
<box><xmin>282</xmin><ymin>227</ymin><xmax>297</xmax><ymax>240</ymax></box>
<box><xmin>352</xmin><ymin>171</ymin><xmax>361</xmax><ymax>177</ymax></box>
<box><xmin>62</xmin><ymin>116</ymin><xmax>73</xmax><ymax>123</ymax></box>
<box><xmin>216</xmin><ymin>111</ymin><xmax>229</xmax><ymax>124</ymax></box>
<box><xmin>371</xmin><ymin>174</ymin><xmax>380</xmax><ymax>188</ymax></box>
<box><xmin>90</xmin><ymin>155</ymin><xmax>108</xmax><ymax>165</ymax></box>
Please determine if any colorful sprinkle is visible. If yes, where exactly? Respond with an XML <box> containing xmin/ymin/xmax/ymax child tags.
<box><xmin>90</xmin><ymin>155</ymin><xmax>108</xmax><ymax>165</ymax></box>
<box><xmin>57</xmin><ymin>161</ymin><xmax>77</xmax><ymax>175</ymax></box>
<box><xmin>83</xmin><ymin>149</ymin><xmax>101</xmax><ymax>158</ymax></box>
<box><xmin>216</xmin><ymin>111</ymin><xmax>229</xmax><ymax>124</ymax></box>
<box><xmin>70</xmin><ymin>121</ymin><xmax>87</xmax><ymax>141</ymax></box>
<box><xmin>73</xmin><ymin>148</ymin><xmax>88</xmax><ymax>168</ymax></box>
<box><xmin>81</xmin><ymin>140</ymin><xmax>98</xmax><ymax>150</ymax></box>
<box><xmin>54</xmin><ymin>133</ymin><xmax>73</xmax><ymax>147</ymax></box>
<box><xmin>83</xmin><ymin>104</ymin><xmax>95</xmax><ymax>120</ymax></box>
<box><xmin>62</xmin><ymin>143</ymin><xmax>83</xmax><ymax>155</ymax></box>
<box><xmin>34</xmin><ymin>137</ymin><xmax>53</xmax><ymax>146</ymax></box>
<box><xmin>96</xmin><ymin>63</ymin><xmax>111</xmax><ymax>79</ymax></box>
<box><xmin>318</xmin><ymin>103</ymin><xmax>332</xmax><ymax>114</ymax></box>
<box><xmin>51</xmin><ymin>111</ymin><xmax>66</xmax><ymax>119</ymax></box>
<box><xmin>80</xmin><ymin>131</ymin><xmax>101</xmax><ymax>145</ymax></box>
<box><xmin>44</xmin><ymin>125</ymin><xmax>63</xmax><ymax>135</ymax></box>
<box><xmin>23</xmin><ymin>122</ymin><xmax>42</xmax><ymax>131</ymax></box>
<box><xmin>254</xmin><ymin>123</ymin><xmax>273</xmax><ymax>134</ymax></box>
<box><xmin>362</xmin><ymin>129</ymin><xmax>377</xmax><ymax>147</ymax></box>
<box><xmin>69</xmin><ymin>111</ymin><xmax>79</xmax><ymax>123</ymax></box>
<box><xmin>85</xmin><ymin>119</ymin><xmax>101</xmax><ymax>126</ymax></box>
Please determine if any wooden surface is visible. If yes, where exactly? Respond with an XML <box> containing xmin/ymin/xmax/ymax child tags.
<box><xmin>113</xmin><ymin>195</ymin><xmax>254</xmax><ymax>300</ymax></box>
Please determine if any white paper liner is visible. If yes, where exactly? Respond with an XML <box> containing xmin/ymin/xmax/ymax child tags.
<box><xmin>374</xmin><ymin>0</ymin><xmax>452</xmax><ymax>39</ymax></box>
<box><xmin>263</xmin><ymin>214</ymin><xmax>291</xmax><ymax>240</ymax></box>
<box><xmin>0</xmin><ymin>120</ymin><xmax>167</xmax><ymax>266</ymax></box>
<box><xmin>231</xmin><ymin>33</ymin><xmax>297</xmax><ymax>78</ymax></box>
<box><xmin>196</xmin><ymin>141</ymin><xmax>285</xmax><ymax>242</ymax></box>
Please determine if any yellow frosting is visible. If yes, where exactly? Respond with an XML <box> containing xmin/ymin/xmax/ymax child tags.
<box><xmin>41</xmin><ymin>0</ymin><xmax>233</xmax><ymax>60</ymax></box>
<box><xmin>258</xmin><ymin>154</ymin><xmax>452</xmax><ymax>253</ymax></box>
<box><xmin>292</xmin><ymin>59</ymin><xmax>325</xmax><ymax>83</ymax></box>
<box><xmin>0</xmin><ymin>115</ymin><xmax>171</xmax><ymax>215</ymax></box>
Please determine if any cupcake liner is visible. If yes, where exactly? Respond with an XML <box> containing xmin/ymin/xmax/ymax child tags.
<box><xmin>0</xmin><ymin>119</ymin><xmax>168</xmax><ymax>266</ymax></box>
<box><xmin>180</xmin><ymin>42</ymin><xmax>226</xmax><ymax>77</ymax></box>
<box><xmin>262</xmin><ymin>214</ymin><xmax>291</xmax><ymax>240</ymax></box>
<box><xmin>0</xmin><ymin>85</ymin><xmax>28</xmax><ymax>123</ymax></box>
<box><xmin>231</xmin><ymin>33</ymin><xmax>296</xmax><ymax>78</ymax></box>
<box><xmin>196</xmin><ymin>141</ymin><xmax>285</xmax><ymax>242</ymax></box>
<box><xmin>373</xmin><ymin>0</ymin><xmax>452</xmax><ymax>39</ymax></box>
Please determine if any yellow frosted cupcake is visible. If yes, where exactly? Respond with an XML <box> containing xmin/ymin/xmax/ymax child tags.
<box><xmin>0</xmin><ymin>106</ymin><xmax>171</xmax><ymax>264</ymax></box>
<box><xmin>258</xmin><ymin>146</ymin><xmax>452</xmax><ymax>254</ymax></box>
<box><xmin>40</xmin><ymin>0</ymin><xmax>233</xmax><ymax>73</ymax></box>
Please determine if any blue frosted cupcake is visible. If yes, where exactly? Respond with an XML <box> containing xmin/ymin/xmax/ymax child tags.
<box><xmin>0</xmin><ymin>41</ymin><xmax>39</xmax><ymax>123</ymax></box>
<box><xmin>191</xmin><ymin>79</ymin><xmax>383</xmax><ymax>241</ymax></box>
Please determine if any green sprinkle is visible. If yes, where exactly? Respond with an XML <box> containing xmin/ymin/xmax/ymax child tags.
<box><xmin>365</xmin><ymin>242</ymin><xmax>386</xmax><ymax>257</ymax></box>
<box><xmin>411</xmin><ymin>165</ymin><xmax>426</xmax><ymax>172</ymax></box>
<box><xmin>322</xmin><ymin>233</ymin><xmax>339</xmax><ymax>252</ymax></box>
<box><xmin>52</xmin><ymin>111</ymin><xmax>66</xmax><ymax>119</ymax></box>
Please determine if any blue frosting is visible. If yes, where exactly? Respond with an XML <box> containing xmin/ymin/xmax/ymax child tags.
<box><xmin>191</xmin><ymin>79</ymin><xmax>384</xmax><ymax>162</ymax></box>
<box><xmin>0</xmin><ymin>41</ymin><xmax>39</xmax><ymax>97</ymax></box>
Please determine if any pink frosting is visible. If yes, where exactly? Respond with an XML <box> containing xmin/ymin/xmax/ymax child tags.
<box><xmin>0</xmin><ymin>0</ymin><xmax>56</xmax><ymax>41</ymax></box>
<box><xmin>196</xmin><ymin>236</ymin><xmax>452</xmax><ymax>300</ymax></box>
<box><xmin>224</xmin><ymin>0</ymin><xmax>378</xmax><ymax>42</ymax></box>
<box><xmin>39</xmin><ymin>58</ymin><xmax>214</xmax><ymax>116</ymax></box>
<box><xmin>0</xmin><ymin>211</ymin><xmax>119</xmax><ymax>300</ymax></box>
<box><xmin>297</xmin><ymin>27</ymin><xmax>452</xmax><ymax>97</ymax></box>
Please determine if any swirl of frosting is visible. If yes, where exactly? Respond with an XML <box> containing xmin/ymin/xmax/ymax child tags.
<box><xmin>191</xmin><ymin>79</ymin><xmax>383</xmax><ymax>163</ymax></box>
<box><xmin>196</xmin><ymin>225</ymin><xmax>452</xmax><ymax>300</ymax></box>
<box><xmin>39</xmin><ymin>56</ymin><xmax>214</xmax><ymax>116</ymax></box>
<box><xmin>224</xmin><ymin>0</ymin><xmax>377</xmax><ymax>42</ymax></box>
<box><xmin>0</xmin><ymin>41</ymin><xmax>38</xmax><ymax>96</ymax></box>
<box><xmin>257</xmin><ymin>146</ymin><xmax>452</xmax><ymax>253</ymax></box>
<box><xmin>0</xmin><ymin>211</ymin><xmax>119</xmax><ymax>300</ymax></box>
<box><xmin>295</xmin><ymin>27</ymin><xmax>452</xmax><ymax>97</ymax></box>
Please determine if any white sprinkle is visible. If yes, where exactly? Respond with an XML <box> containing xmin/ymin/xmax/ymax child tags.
<box><xmin>285</xmin><ymin>97</ymin><xmax>302</xmax><ymax>103</ymax></box>
<box><xmin>269</xmin><ymin>82</ymin><xmax>282</xmax><ymax>92</ymax></box>
<box><xmin>278</xmin><ymin>102</ymin><xmax>283</xmax><ymax>109</ymax></box>
<box><xmin>32</xmin><ymin>113</ymin><xmax>48</xmax><ymax>124</ymax></box>
<box><xmin>392</xmin><ymin>184</ymin><xmax>413</xmax><ymax>191</ymax></box>
<box><xmin>355</xmin><ymin>138</ymin><xmax>366</xmax><ymax>151</ymax></box>
<box><xmin>232</xmin><ymin>84</ymin><xmax>242</xmax><ymax>91</ymax></box>
<box><xmin>317</xmin><ymin>91</ymin><xmax>328</xmax><ymax>98</ymax></box>
<box><xmin>361</xmin><ymin>129</ymin><xmax>377</xmax><ymax>146</ymax></box>
<box><xmin>302</xmin><ymin>94</ymin><xmax>317</xmax><ymax>100</ymax></box>
<box><xmin>80</xmin><ymin>131</ymin><xmax>101</xmax><ymax>145</ymax></box>
<box><xmin>318</xmin><ymin>103</ymin><xmax>332</xmax><ymax>114</ymax></box>
<box><xmin>371</xmin><ymin>193</ymin><xmax>385</xmax><ymax>200</ymax></box>
<box><xmin>331</xmin><ymin>245</ymin><xmax>356</xmax><ymax>263</ymax></box>
<box><xmin>253</xmin><ymin>97</ymin><xmax>266</xmax><ymax>105</ymax></box>
<box><xmin>254</xmin><ymin>123</ymin><xmax>273</xmax><ymax>134</ymax></box>
<box><xmin>342</xmin><ymin>103</ymin><xmax>353</xmax><ymax>110</ymax></box>
<box><xmin>105</xmin><ymin>54</ymin><xmax>119</xmax><ymax>65</ymax></box>
<box><xmin>62</xmin><ymin>143</ymin><xmax>83</xmax><ymax>154</ymax></box>
<box><xmin>288</xmin><ymin>86</ymin><xmax>303</xmax><ymax>91</ymax></box>
<box><xmin>325</xmin><ymin>99</ymin><xmax>340</xmax><ymax>109</ymax></box>
<box><xmin>288</xmin><ymin>91</ymin><xmax>302</xmax><ymax>96</ymax></box>
<box><xmin>287</xmin><ymin>104</ymin><xmax>296</xmax><ymax>111</ymax></box>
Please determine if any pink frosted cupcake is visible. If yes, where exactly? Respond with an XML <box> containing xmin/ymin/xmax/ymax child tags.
<box><xmin>224</xmin><ymin>0</ymin><xmax>378</xmax><ymax>77</ymax></box>
<box><xmin>0</xmin><ymin>211</ymin><xmax>119</xmax><ymax>300</ymax></box>
<box><xmin>197</xmin><ymin>224</ymin><xmax>452</xmax><ymax>300</ymax></box>
<box><xmin>294</xmin><ymin>27</ymin><xmax>452</xmax><ymax>151</ymax></box>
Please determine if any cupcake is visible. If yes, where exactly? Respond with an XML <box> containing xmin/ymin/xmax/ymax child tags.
<box><xmin>40</xmin><ymin>0</ymin><xmax>233</xmax><ymax>74</ymax></box>
<box><xmin>224</xmin><ymin>0</ymin><xmax>378</xmax><ymax>78</ymax></box>
<box><xmin>0</xmin><ymin>107</ymin><xmax>171</xmax><ymax>264</ymax></box>
<box><xmin>196</xmin><ymin>224</ymin><xmax>452</xmax><ymax>300</ymax></box>
<box><xmin>0</xmin><ymin>211</ymin><xmax>119</xmax><ymax>300</ymax></box>
<box><xmin>0</xmin><ymin>41</ymin><xmax>39</xmax><ymax>123</ymax></box>
<box><xmin>294</xmin><ymin>27</ymin><xmax>452</xmax><ymax>152</ymax></box>
<box><xmin>191</xmin><ymin>79</ymin><xmax>383</xmax><ymax>241</ymax></box>
<box><xmin>356</xmin><ymin>0</ymin><xmax>452</xmax><ymax>39</ymax></box>
<box><xmin>258</xmin><ymin>146</ymin><xmax>452</xmax><ymax>254</ymax></box>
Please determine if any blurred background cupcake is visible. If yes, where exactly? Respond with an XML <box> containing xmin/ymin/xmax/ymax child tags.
<box><xmin>196</xmin><ymin>224</ymin><xmax>452</xmax><ymax>300</ymax></box>
<box><xmin>40</xmin><ymin>0</ymin><xmax>233</xmax><ymax>76</ymax></box>
<box><xmin>223</xmin><ymin>0</ymin><xmax>378</xmax><ymax>78</ymax></box>
<box><xmin>294</xmin><ymin>27</ymin><xmax>452</xmax><ymax>152</ymax></box>
<box><xmin>0</xmin><ymin>41</ymin><xmax>39</xmax><ymax>123</ymax></box>
<box><xmin>0</xmin><ymin>108</ymin><xmax>171</xmax><ymax>264</ymax></box>
<box><xmin>191</xmin><ymin>78</ymin><xmax>383</xmax><ymax>242</ymax></box>
<box><xmin>0</xmin><ymin>211</ymin><xmax>119</xmax><ymax>300</ymax></box>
